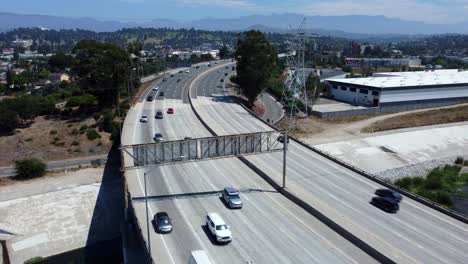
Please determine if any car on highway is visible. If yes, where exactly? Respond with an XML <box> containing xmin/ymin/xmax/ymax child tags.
<box><xmin>225</xmin><ymin>66</ymin><xmax>229</xmax><ymax>69</ymax></box>
<box><xmin>214</xmin><ymin>61</ymin><xmax>218</xmax><ymax>64</ymax></box>
<box><xmin>160</xmin><ymin>92</ymin><xmax>165</xmax><ymax>97</ymax></box>
<box><xmin>224</xmin><ymin>72</ymin><xmax>228</xmax><ymax>76</ymax></box>
<box><xmin>220</xmin><ymin>78</ymin><xmax>224</xmax><ymax>82</ymax></box>
<box><xmin>162</xmin><ymin>78</ymin><xmax>167</xmax><ymax>82</ymax></box>
<box><xmin>232</xmin><ymin>66</ymin><xmax>235</xmax><ymax>71</ymax></box>
<box><xmin>155</xmin><ymin>111</ymin><xmax>164</xmax><ymax>119</ymax></box>
<box><xmin>140</xmin><ymin>114</ymin><xmax>148</xmax><ymax>123</ymax></box>
<box><xmin>206</xmin><ymin>213</ymin><xmax>232</xmax><ymax>243</ymax></box>
<box><xmin>167</xmin><ymin>108</ymin><xmax>174</xmax><ymax>114</ymax></box>
<box><xmin>185</xmin><ymin>70</ymin><xmax>190</xmax><ymax>73</ymax></box>
<box><xmin>177</xmin><ymin>79</ymin><xmax>181</xmax><ymax>82</ymax></box>
<box><xmin>207</xmin><ymin>63</ymin><xmax>211</xmax><ymax>67</ymax></box>
<box><xmin>154</xmin><ymin>212</ymin><xmax>173</xmax><ymax>233</ymax></box>
<box><xmin>222</xmin><ymin>187</ymin><xmax>242</xmax><ymax>209</ymax></box>
<box><xmin>153</xmin><ymin>133</ymin><xmax>164</xmax><ymax>142</ymax></box>
<box><xmin>152</xmin><ymin>86</ymin><xmax>159</xmax><ymax>91</ymax></box>
<box><xmin>277</xmin><ymin>135</ymin><xmax>290</xmax><ymax>143</ymax></box>
<box><xmin>370</xmin><ymin>196</ymin><xmax>399</xmax><ymax>213</ymax></box>
<box><xmin>170</xmin><ymin>74</ymin><xmax>174</xmax><ymax>77</ymax></box>
<box><xmin>195</xmin><ymin>65</ymin><xmax>200</xmax><ymax>69</ymax></box>
<box><xmin>146</xmin><ymin>95</ymin><xmax>154</xmax><ymax>101</ymax></box>
<box><xmin>375</xmin><ymin>189</ymin><xmax>403</xmax><ymax>202</ymax></box>
<box><xmin>184</xmin><ymin>136</ymin><xmax>192</xmax><ymax>140</ymax></box>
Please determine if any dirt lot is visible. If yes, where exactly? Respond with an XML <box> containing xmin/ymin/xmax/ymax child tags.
<box><xmin>0</xmin><ymin>116</ymin><xmax>112</xmax><ymax>167</ymax></box>
<box><xmin>362</xmin><ymin>104</ymin><xmax>468</xmax><ymax>133</ymax></box>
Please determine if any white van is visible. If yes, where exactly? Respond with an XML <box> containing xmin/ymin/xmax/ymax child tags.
<box><xmin>206</xmin><ymin>213</ymin><xmax>232</xmax><ymax>243</ymax></box>
<box><xmin>188</xmin><ymin>250</ymin><xmax>213</xmax><ymax>264</ymax></box>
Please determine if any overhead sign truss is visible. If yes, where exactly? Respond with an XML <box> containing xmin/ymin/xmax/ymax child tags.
<box><xmin>121</xmin><ymin>131</ymin><xmax>286</xmax><ymax>170</ymax></box>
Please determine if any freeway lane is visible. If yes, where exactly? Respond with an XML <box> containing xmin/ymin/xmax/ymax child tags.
<box><xmin>190</xmin><ymin>63</ymin><xmax>468</xmax><ymax>263</ymax></box>
<box><xmin>123</xmin><ymin>62</ymin><xmax>376</xmax><ymax>263</ymax></box>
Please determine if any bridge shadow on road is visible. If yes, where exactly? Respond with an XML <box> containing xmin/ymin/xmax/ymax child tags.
<box><xmin>82</xmin><ymin>146</ymin><xmax>124</xmax><ymax>264</ymax></box>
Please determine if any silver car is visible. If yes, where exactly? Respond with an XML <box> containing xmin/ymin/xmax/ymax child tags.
<box><xmin>222</xmin><ymin>187</ymin><xmax>242</xmax><ymax>209</ymax></box>
<box><xmin>154</xmin><ymin>133</ymin><xmax>164</xmax><ymax>142</ymax></box>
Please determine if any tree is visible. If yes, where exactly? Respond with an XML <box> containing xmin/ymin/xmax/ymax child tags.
<box><xmin>48</xmin><ymin>51</ymin><xmax>74</xmax><ymax>70</ymax></box>
<box><xmin>200</xmin><ymin>53</ymin><xmax>213</xmax><ymax>61</ymax></box>
<box><xmin>14</xmin><ymin>158</ymin><xmax>47</xmax><ymax>179</ymax></box>
<box><xmin>0</xmin><ymin>109</ymin><xmax>19</xmax><ymax>133</ymax></box>
<box><xmin>73</xmin><ymin>40</ymin><xmax>131</xmax><ymax>108</ymax></box>
<box><xmin>219</xmin><ymin>45</ymin><xmax>230</xmax><ymax>59</ymax></box>
<box><xmin>6</xmin><ymin>69</ymin><xmax>13</xmax><ymax>87</ymax></box>
<box><xmin>66</xmin><ymin>94</ymin><xmax>97</xmax><ymax>110</ymax></box>
<box><xmin>235</xmin><ymin>30</ymin><xmax>277</xmax><ymax>107</ymax></box>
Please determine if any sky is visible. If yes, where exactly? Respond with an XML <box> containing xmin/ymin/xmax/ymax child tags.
<box><xmin>2</xmin><ymin>0</ymin><xmax>468</xmax><ymax>24</ymax></box>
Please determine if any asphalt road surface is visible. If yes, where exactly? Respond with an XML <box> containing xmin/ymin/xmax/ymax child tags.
<box><xmin>122</xmin><ymin>62</ymin><xmax>376</xmax><ymax>264</ymax></box>
<box><xmin>189</xmin><ymin>62</ymin><xmax>468</xmax><ymax>264</ymax></box>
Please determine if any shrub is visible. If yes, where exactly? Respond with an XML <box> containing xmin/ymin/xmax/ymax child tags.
<box><xmin>50</xmin><ymin>130</ymin><xmax>58</xmax><ymax>135</ymax></box>
<box><xmin>71</xmin><ymin>140</ymin><xmax>80</xmax><ymax>146</ymax></box>
<box><xmin>79</xmin><ymin>124</ymin><xmax>89</xmax><ymax>132</ymax></box>
<box><xmin>394</xmin><ymin>177</ymin><xmax>413</xmax><ymax>190</ymax></box>
<box><xmin>14</xmin><ymin>158</ymin><xmax>47</xmax><ymax>180</ymax></box>
<box><xmin>455</xmin><ymin>156</ymin><xmax>465</xmax><ymax>165</ymax></box>
<box><xmin>86</xmin><ymin>129</ymin><xmax>101</xmax><ymax>140</ymax></box>
<box><xmin>24</xmin><ymin>256</ymin><xmax>45</xmax><ymax>264</ymax></box>
<box><xmin>25</xmin><ymin>137</ymin><xmax>33</xmax><ymax>142</ymax></box>
<box><xmin>102</xmin><ymin>111</ymin><xmax>114</xmax><ymax>133</ymax></box>
<box><xmin>464</xmin><ymin>160</ymin><xmax>468</xmax><ymax>166</ymax></box>
<box><xmin>70</xmin><ymin>128</ymin><xmax>79</xmax><ymax>135</ymax></box>
<box><xmin>435</xmin><ymin>191</ymin><xmax>453</xmax><ymax>207</ymax></box>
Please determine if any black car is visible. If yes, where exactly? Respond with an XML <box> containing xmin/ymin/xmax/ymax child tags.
<box><xmin>220</xmin><ymin>78</ymin><xmax>224</xmax><ymax>82</ymax></box>
<box><xmin>159</xmin><ymin>92</ymin><xmax>165</xmax><ymax>97</ymax></box>
<box><xmin>375</xmin><ymin>189</ymin><xmax>403</xmax><ymax>202</ymax></box>
<box><xmin>146</xmin><ymin>95</ymin><xmax>153</xmax><ymax>101</ymax></box>
<box><xmin>277</xmin><ymin>135</ymin><xmax>290</xmax><ymax>143</ymax></box>
<box><xmin>224</xmin><ymin>72</ymin><xmax>228</xmax><ymax>76</ymax></box>
<box><xmin>155</xmin><ymin>111</ymin><xmax>164</xmax><ymax>119</ymax></box>
<box><xmin>154</xmin><ymin>212</ymin><xmax>173</xmax><ymax>233</ymax></box>
<box><xmin>162</xmin><ymin>78</ymin><xmax>167</xmax><ymax>82</ymax></box>
<box><xmin>179</xmin><ymin>70</ymin><xmax>183</xmax><ymax>73</ymax></box>
<box><xmin>177</xmin><ymin>79</ymin><xmax>181</xmax><ymax>82</ymax></box>
<box><xmin>370</xmin><ymin>196</ymin><xmax>399</xmax><ymax>213</ymax></box>
<box><xmin>170</xmin><ymin>74</ymin><xmax>174</xmax><ymax>77</ymax></box>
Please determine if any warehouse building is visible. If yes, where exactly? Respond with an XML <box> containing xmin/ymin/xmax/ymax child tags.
<box><xmin>324</xmin><ymin>69</ymin><xmax>468</xmax><ymax>115</ymax></box>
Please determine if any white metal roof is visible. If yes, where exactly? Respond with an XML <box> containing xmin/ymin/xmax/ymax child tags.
<box><xmin>327</xmin><ymin>69</ymin><xmax>468</xmax><ymax>89</ymax></box>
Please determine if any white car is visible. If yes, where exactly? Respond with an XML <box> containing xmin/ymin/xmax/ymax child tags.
<box><xmin>206</xmin><ymin>213</ymin><xmax>232</xmax><ymax>243</ymax></box>
<box><xmin>152</xmin><ymin>86</ymin><xmax>159</xmax><ymax>91</ymax></box>
<box><xmin>140</xmin><ymin>114</ymin><xmax>148</xmax><ymax>123</ymax></box>
<box><xmin>185</xmin><ymin>70</ymin><xmax>190</xmax><ymax>73</ymax></box>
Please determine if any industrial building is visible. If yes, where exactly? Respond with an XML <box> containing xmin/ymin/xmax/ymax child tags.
<box><xmin>325</xmin><ymin>69</ymin><xmax>468</xmax><ymax>113</ymax></box>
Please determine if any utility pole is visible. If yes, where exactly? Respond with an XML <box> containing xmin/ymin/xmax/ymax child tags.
<box><xmin>282</xmin><ymin>131</ymin><xmax>288</xmax><ymax>188</ymax></box>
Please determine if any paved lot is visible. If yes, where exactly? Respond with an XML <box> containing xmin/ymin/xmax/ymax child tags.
<box><xmin>0</xmin><ymin>167</ymin><xmax>123</xmax><ymax>263</ymax></box>
<box><xmin>316</xmin><ymin>124</ymin><xmax>468</xmax><ymax>179</ymax></box>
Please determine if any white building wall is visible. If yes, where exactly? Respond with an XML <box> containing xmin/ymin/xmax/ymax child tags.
<box><xmin>380</xmin><ymin>85</ymin><xmax>468</xmax><ymax>103</ymax></box>
<box><xmin>330</xmin><ymin>85</ymin><xmax>380</xmax><ymax>106</ymax></box>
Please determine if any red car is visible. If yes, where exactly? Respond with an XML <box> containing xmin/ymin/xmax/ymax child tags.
<box><xmin>167</xmin><ymin>108</ymin><xmax>174</xmax><ymax>114</ymax></box>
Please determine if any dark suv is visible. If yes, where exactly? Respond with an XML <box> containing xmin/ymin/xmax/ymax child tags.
<box><xmin>154</xmin><ymin>212</ymin><xmax>173</xmax><ymax>233</ymax></box>
<box><xmin>375</xmin><ymin>189</ymin><xmax>403</xmax><ymax>202</ymax></box>
<box><xmin>370</xmin><ymin>196</ymin><xmax>399</xmax><ymax>213</ymax></box>
<box><xmin>155</xmin><ymin>111</ymin><xmax>164</xmax><ymax>119</ymax></box>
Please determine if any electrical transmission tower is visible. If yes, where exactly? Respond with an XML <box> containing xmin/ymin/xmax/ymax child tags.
<box><xmin>282</xmin><ymin>18</ymin><xmax>309</xmax><ymax>130</ymax></box>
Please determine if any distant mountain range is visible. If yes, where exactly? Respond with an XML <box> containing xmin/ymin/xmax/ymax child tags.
<box><xmin>1</xmin><ymin>12</ymin><xmax>467</xmax><ymax>38</ymax></box>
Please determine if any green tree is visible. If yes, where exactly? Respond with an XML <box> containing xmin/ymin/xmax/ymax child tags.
<box><xmin>235</xmin><ymin>30</ymin><xmax>277</xmax><ymax>107</ymax></box>
<box><xmin>66</xmin><ymin>94</ymin><xmax>97</xmax><ymax>110</ymax></box>
<box><xmin>73</xmin><ymin>40</ymin><xmax>131</xmax><ymax>108</ymax></box>
<box><xmin>48</xmin><ymin>51</ymin><xmax>74</xmax><ymax>70</ymax></box>
<box><xmin>219</xmin><ymin>45</ymin><xmax>230</xmax><ymax>59</ymax></box>
<box><xmin>0</xmin><ymin>108</ymin><xmax>19</xmax><ymax>133</ymax></box>
<box><xmin>14</xmin><ymin>158</ymin><xmax>47</xmax><ymax>179</ymax></box>
<box><xmin>200</xmin><ymin>53</ymin><xmax>213</xmax><ymax>61</ymax></box>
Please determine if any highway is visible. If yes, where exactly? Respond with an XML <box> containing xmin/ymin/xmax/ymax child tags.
<box><xmin>122</xmin><ymin>62</ymin><xmax>376</xmax><ymax>263</ymax></box>
<box><xmin>189</xmin><ymin>62</ymin><xmax>468</xmax><ymax>263</ymax></box>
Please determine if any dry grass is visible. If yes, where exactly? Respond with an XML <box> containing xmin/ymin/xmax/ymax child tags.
<box><xmin>362</xmin><ymin>104</ymin><xmax>468</xmax><ymax>133</ymax></box>
<box><xmin>0</xmin><ymin>116</ymin><xmax>112</xmax><ymax>167</ymax></box>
